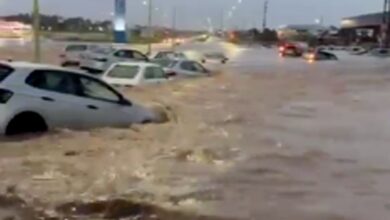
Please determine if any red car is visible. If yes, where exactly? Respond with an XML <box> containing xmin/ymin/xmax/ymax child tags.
<box><xmin>279</xmin><ymin>43</ymin><xmax>303</xmax><ymax>57</ymax></box>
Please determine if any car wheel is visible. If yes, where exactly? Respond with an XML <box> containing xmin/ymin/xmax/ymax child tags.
<box><xmin>5</xmin><ymin>112</ymin><xmax>48</xmax><ymax>136</ymax></box>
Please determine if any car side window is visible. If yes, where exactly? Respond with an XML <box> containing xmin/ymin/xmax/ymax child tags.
<box><xmin>75</xmin><ymin>76</ymin><xmax>121</xmax><ymax>102</ymax></box>
<box><xmin>133</xmin><ymin>51</ymin><xmax>148</xmax><ymax>61</ymax></box>
<box><xmin>26</xmin><ymin>70</ymin><xmax>77</xmax><ymax>95</ymax></box>
<box><xmin>107</xmin><ymin>65</ymin><xmax>140</xmax><ymax>79</ymax></box>
<box><xmin>114</xmin><ymin>50</ymin><xmax>133</xmax><ymax>58</ymax></box>
<box><xmin>180</xmin><ymin>61</ymin><xmax>197</xmax><ymax>71</ymax></box>
<box><xmin>144</xmin><ymin>66</ymin><xmax>166</xmax><ymax>79</ymax></box>
<box><xmin>192</xmin><ymin>62</ymin><xmax>207</xmax><ymax>73</ymax></box>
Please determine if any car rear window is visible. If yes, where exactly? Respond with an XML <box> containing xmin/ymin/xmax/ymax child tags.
<box><xmin>0</xmin><ymin>64</ymin><xmax>13</xmax><ymax>83</ymax></box>
<box><xmin>107</xmin><ymin>65</ymin><xmax>139</xmax><ymax>79</ymax></box>
<box><xmin>65</xmin><ymin>45</ymin><xmax>88</xmax><ymax>52</ymax></box>
<box><xmin>151</xmin><ymin>59</ymin><xmax>172</xmax><ymax>68</ymax></box>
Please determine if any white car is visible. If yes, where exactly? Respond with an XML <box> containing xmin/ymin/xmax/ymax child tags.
<box><xmin>203</xmin><ymin>52</ymin><xmax>229</xmax><ymax>64</ymax></box>
<box><xmin>0</xmin><ymin>61</ymin><xmax>156</xmax><ymax>135</ymax></box>
<box><xmin>150</xmin><ymin>51</ymin><xmax>187</xmax><ymax>60</ymax></box>
<box><xmin>60</xmin><ymin>44</ymin><xmax>98</xmax><ymax>67</ymax></box>
<box><xmin>102</xmin><ymin>62</ymin><xmax>168</xmax><ymax>87</ymax></box>
<box><xmin>153</xmin><ymin>59</ymin><xmax>210</xmax><ymax>77</ymax></box>
<box><xmin>80</xmin><ymin>47</ymin><xmax>149</xmax><ymax>73</ymax></box>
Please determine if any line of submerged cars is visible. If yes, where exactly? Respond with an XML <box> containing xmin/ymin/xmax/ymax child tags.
<box><xmin>60</xmin><ymin>44</ymin><xmax>228</xmax><ymax>87</ymax></box>
<box><xmin>278</xmin><ymin>42</ymin><xmax>390</xmax><ymax>62</ymax></box>
<box><xmin>0</xmin><ymin>44</ymin><xmax>229</xmax><ymax>136</ymax></box>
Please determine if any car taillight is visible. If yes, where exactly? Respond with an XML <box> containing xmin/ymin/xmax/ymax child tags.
<box><xmin>279</xmin><ymin>46</ymin><xmax>285</xmax><ymax>52</ymax></box>
<box><xmin>0</xmin><ymin>88</ymin><xmax>13</xmax><ymax>103</ymax></box>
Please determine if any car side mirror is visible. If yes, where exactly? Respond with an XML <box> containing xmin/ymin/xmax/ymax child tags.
<box><xmin>118</xmin><ymin>97</ymin><xmax>132</xmax><ymax>106</ymax></box>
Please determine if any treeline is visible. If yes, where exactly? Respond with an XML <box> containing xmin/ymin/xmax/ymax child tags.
<box><xmin>1</xmin><ymin>14</ymin><xmax>111</xmax><ymax>32</ymax></box>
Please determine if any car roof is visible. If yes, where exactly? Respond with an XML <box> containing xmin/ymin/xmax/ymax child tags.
<box><xmin>113</xmin><ymin>61</ymin><xmax>161</xmax><ymax>68</ymax></box>
<box><xmin>1</xmin><ymin>61</ymin><xmax>92</xmax><ymax>76</ymax></box>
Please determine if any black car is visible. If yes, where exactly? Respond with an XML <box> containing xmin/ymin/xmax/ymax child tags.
<box><xmin>304</xmin><ymin>50</ymin><xmax>338</xmax><ymax>61</ymax></box>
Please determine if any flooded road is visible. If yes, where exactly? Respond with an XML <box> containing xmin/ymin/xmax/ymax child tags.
<box><xmin>1</xmin><ymin>41</ymin><xmax>390</xmax><ymax>219</ymax></box>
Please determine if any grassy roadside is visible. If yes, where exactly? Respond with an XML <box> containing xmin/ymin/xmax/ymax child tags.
<box><xmin>41</xmin><ymin>31</ymin><xmax>164</xmax><ymax>44</ymax></box>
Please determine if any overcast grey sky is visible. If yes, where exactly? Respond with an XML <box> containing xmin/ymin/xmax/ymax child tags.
<box><xmin>0</xmin><ymin>0</ymin><xmax>384</xmax><ymax>29</ymax></box>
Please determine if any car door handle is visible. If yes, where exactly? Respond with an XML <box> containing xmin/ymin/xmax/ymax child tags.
<box><xmin>41</xmin><ymin>96</ymin><xmax>55</xmax><ymax>102</ymax></box>
<box><xmin>87</xmin><ymin>105</ymin><xmax>99</xmax><ymax>110</ymax></box>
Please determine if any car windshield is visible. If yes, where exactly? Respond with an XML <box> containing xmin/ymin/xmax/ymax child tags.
<box><xmin>107</xmin><ymin>64</ymin><xmax>140</xmax><ymax>79</ymax></box>
<box><xmin>65</xmin><ymin>45</ymin><xmax>88</xmax><ymax>52</ymax></box>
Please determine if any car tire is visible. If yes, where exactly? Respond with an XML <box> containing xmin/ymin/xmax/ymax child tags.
<box><xmin>5</xmin><ymin>112</ymin><xmax>48</xmax><ymax>136</ymax></box>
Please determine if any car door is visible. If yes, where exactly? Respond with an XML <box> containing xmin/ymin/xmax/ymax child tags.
<box><xmin>141</xmin><ymin>66</ymin><xmax>168</xmax><ymax>85</ymax></box>
<box><xmin>71</xmin><ymin>74</ymin><xmax>143</xmax><ymax>128</ymax></box>
<box><xmin>24</xmin><ymin>70</ymin><xmax>87</xmax><ymax>129</ymax></box>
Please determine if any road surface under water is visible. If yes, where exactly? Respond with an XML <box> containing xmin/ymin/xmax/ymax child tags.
<box><xmin>0</xmin><ymin>40</ymin><xmax>390</xmax><ymax>220</ymax></box>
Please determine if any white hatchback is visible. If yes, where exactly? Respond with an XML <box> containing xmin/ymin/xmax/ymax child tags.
<box><xmin>80</xmin><ymin>47</ymin><xmax>149</xmax><ymax>73</ymax></box>
<box><xmin>0</xmin><ymin>61</ymin><xmax>156</xmax><ymax>135</ymax></box>
<box><xmin>102</xmin><ymin>62</ymin><xmax>168</xmax><ymax>87</ymax></box>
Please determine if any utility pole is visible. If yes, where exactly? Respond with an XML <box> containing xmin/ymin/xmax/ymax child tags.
<box><xmin>262</xmin><ymin>0</ymin><xmax>269</xmax><ymax>31</ymax></box>
<box><xmin>147</xmin><ymin>0</ymin><xmax>153</xmax><ymax>55</ymax></box>
<box><xmin>33</xmin><ymin>0</ymin><xmax>41</xmax><ymax>62</ymax></box>
<box><xmin>383</xmin><ymin>0</ymin><xmax>390</xmax><ymax>48</ymax></box>
<box><xmin>171</xmin><ymin>6</ymin><xmax>177</xmax><ymax>51</ymax></box>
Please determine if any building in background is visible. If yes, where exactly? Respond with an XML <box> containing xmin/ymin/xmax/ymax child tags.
<box><xmin>277</xmin><ymin>24</ymin><xmax>333</xmax><ymax>39</ymax></box>
<box><xmin>340</xmin><ymin>12</ymin><xmax>389</xmax><ymax>45</ymax></box>
<box><xmin>0</xmin><ymin>20</ymin><xmax>32</xmax><ymax>39</ymax></box>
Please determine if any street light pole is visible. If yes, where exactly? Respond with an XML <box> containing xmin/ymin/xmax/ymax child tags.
<box><xmin>262</xmin><ymin>0</ymin><xmax>269</xmax><ymax>31</ymax></box>
<box><xmin>147</xmin><ymin>0</ymin><xmax>153</xmax><ymax>54</ymax></box>
<box><xmin>33</xmin><ymin>0</ymin><xmax>41</xmax><ymax>62</ymax></box>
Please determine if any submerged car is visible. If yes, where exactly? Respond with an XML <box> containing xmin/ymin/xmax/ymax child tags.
<box><xmin>203</xmin><ymin>52</ymin><xmax>229</xmax><ymax>64</ymax></box>
<box><xmin>150</xmin><ymin>51</ymin><xmax>187</xmax><ymax>60</ymax></box>
<box><xmin>303</xmin><ymin>50</ymin><xmax>338</xmax><ymax>62</ymax></box>
<box><xmin>348</xmin><ymin>46</ymin><xmax>368</xmax><ymax>55</ymax></box>
<box><xmin>279</xmin><ymin>44</ymin><xmax>303</xmax><ymax>57</ymax></box>
<box><xmin>0</xmin><ymin>61</ymin><xmax>156</xmax><ymax>135</ymax></box>
<box><xmin>369</xmin><ymin>48</ymin><xmax>390</xmax><ymax>58</ymax></box>
<box><xmin>80</xmin><ymin>47</ymin><xmax>149</xmax><ymax>73</ymax></box>
<box><xmin>162</xmin><ymin>59</ymin><xmax>210</xmax><ymax>77</ymax></box>
<box><xmin>102</xmin><ymin>62</ymin><xmax>169</xmax><ymax>87</ymax></box>
<box><xmin>60</xmin><ymin>44</ymin><xmax>98</xmax><ymax>67</ymax></box>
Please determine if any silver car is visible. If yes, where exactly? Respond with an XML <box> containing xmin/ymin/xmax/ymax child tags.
<box><xmin>152</xmin><ymin>59</ymin><xmax>210</xmax><ymax>77</ymax></box>
<box><xmin>60</xmin><ymin>44</ymin><xmax>98</xmax><ymax>67</ymax></box>
<box><xmin>80</xmin><ymin>47</ymin><xmax>149</xmax><ymax>73</ymax></box>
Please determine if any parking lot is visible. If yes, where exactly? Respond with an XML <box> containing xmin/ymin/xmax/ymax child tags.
<box><xmin>1</xmin><ymin>39</ymin><xmax>390</xmax><ymax>220</ymax></box>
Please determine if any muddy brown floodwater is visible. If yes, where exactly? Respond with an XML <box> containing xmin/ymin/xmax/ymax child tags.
<box><xmin>1</xmin><ymin>43</ymin><xmax>390</xmax><ymax>220</ymax></box>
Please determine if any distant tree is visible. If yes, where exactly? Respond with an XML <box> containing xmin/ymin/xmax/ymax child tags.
<box><xmin>259</xmin><ymin>28</ymin><xmax>278</xmax><ymax>42</ymax></box>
